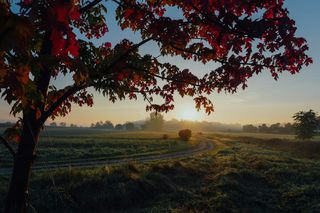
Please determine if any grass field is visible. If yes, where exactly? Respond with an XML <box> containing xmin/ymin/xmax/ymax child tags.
<box><xmin>0</xmin><ymin>129</ymin><xmax>196</xmax><ymax>168</ymax></box>
<box><xmin>1</xmin><ymin>131</ymin><xmax>320</xmax><ymax>212</ymax></box>
<box><xmin>213</xmin><ymin>131</ymin><xmax>320</xmax><ymax>141</ymax></box>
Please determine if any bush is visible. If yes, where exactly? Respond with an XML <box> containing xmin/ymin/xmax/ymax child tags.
<box><xmin>162</xmin><ymin>134</ymin><xmax>169</xmax><ymax>140</ymax></box>
<box><xmin>178</xmin><ymin>129</ymin><xmax>192</xmax><ymax>141</ymax></box>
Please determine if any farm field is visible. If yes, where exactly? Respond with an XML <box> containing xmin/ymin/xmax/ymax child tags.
<box><xmin>0</xmin><ymin>129</ymin><xmax>197</xmax><ymax>169</ymax></box>
<box><xmin>1</xmin><ymin>131</ymin><xmax>320</xmax><ymax>212</ymax></box>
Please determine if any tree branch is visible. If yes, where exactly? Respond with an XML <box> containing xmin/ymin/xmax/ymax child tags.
<box><xmin>40</xmin><ymin>84</ymin><xmax>87</xmax><ymax>124</ymax></box>
<box><xmin>169</xmin><ymin>44</ymin><xmax>281</xmax><ymax>69</ymax></box>
<box><xmin>106</xmin><ymin>37</ymin><xmax>154</xmax><ymax>70</ymax></box>
<box><xmin>126</xmin><ymin>64</ymin><xmax>201</xmax><ymax>87</ymax></box>
<box><xmin>79</xmin><ymin>0</ymin><xmax>103</xmax><ymax>13</ymax></box>
<box><xmin>0</xmin><ymin>136</ymin><xmax>15</xmax><ymax>157</ymax></box>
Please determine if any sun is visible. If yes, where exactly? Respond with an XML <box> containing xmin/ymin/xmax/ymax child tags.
<box><xmin>180</xmin><ymin>108</ymin><xmax>200</xmax><ymax>121</ymax></box>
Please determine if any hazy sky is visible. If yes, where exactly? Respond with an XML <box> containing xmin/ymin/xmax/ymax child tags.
<box><xmin>1</xmin><ymin>0</ymin><xmax>319</xmax><ymax>126</ymax></box>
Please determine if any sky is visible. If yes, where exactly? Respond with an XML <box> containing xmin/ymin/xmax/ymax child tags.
<box><xmin>0</xmin><ymin>0</ymin><xmax>319</xmax><ymax>126</ymax></box>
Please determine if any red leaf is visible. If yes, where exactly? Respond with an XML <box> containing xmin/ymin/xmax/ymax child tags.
<box><xmin>124</xmin><ymin>9</ymin><xmax>135</xmax><ymax>18</ymax></box>
<box><xmin>117</xmin><ymin>73</ymin><xmax>124</xmax><ymax>81</ymax></box>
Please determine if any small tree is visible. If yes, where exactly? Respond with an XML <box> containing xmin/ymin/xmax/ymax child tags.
<box><xmin>242</xmin><ymin>124</ymin><xmax>258</xmax><ymax>133</ymax></box>
<box><xmin>125</xmin><ymin>122</ymin><xmax>135</xmax><ymax>131</ymax></box>
<box><xmin>49</xmin><ymin>122</ymin><xmax>57</xmax><ymax>127</ymax></box>
<box><xmin>178</xmin><ymin>129</ymin><xmax>192</xmax><ymax>141</ymax></box>
<box><xmin>59</xmin><ymin>122</ymin><xmax>67</xmax><ymax>127</ymax></box>
<box><xmin>144</xmin><ymin>112</ymin><xmax>164</xmax><ymax>131</ymax></box>
<box><xmin>115</xmin><ymin>124</ymin><xmax>124</xmax><ymax>130</ymax></box>
<box><xmin>293</xmin><ymin>110</ymin><xmax>318</xmax><ymax>140</ymax></box>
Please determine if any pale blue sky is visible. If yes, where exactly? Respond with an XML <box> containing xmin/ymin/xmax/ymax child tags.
<box><xmin>0</xmin><ymin>0</ymin><xmax>319</xmax><ymax>126</ymax></box>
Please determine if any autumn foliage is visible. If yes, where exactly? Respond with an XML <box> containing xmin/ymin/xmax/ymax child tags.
<box><xmin>0</xmin><ymin>0</ymin><xmax>312</xmax><ymax>128</ymax></box>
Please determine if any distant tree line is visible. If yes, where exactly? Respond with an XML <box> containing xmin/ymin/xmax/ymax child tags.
<box><xmin>242</xmin><ymin>123</ymin><xmax>295</xmax><ymax>134</ymax></box>
<box><xmin>243</xmin><ymin>110</ymin><xmax>320</xmax><ymax>139</ymax></box>
<box><xmin>0</xmin><ymin>122</ymin><xmax>13</xmax><ymax>128</ymax></box>
<box><xmin>89</xmin><ymin>121</ymin><xmax>136</xmax><ymax>131</ymax></box>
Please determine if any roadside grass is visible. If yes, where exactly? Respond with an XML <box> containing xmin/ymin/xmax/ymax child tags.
<box><xmin>0</xmin><ymin>130</ymin><xmax>196</xmax><ymax>169</ymax></box>
<box><xmin>1</xmin><ymin>133</ymin><xmax>320</xmax><ymax>212</ymax></box>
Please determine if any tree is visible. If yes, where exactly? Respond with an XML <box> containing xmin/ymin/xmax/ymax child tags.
<box><xmin>242</xmin><ymin>124</ymin><xmax>258</xmax><ymax>133</ymax></box>
<box><xmin>102</xmin><ymin>120</ymin><xmax>114</xmax><ymax>129</ymax></box>
<box><xmin>144</xmin><ymin>112</ymin><xmax>164</xmax><ymax>131</ymax></box>
<box><xmin>59</xmin><ymin>122</ymin><xmax>67</xmax><ymax>127</ymax></box>
<box><xmin>70</xmin><ymin>123</ymin><xmax>78</xmax><ymax>128</ymax></box>
<box><xmin>125</xmin><ymin>122</ymin><xmax>135</xmax><ymax>131</ymax></box>
<box><xmin>178</xmin><ymin>129</ymin><xmax>192</xmax><ymax>141</ymax></box>
<box><xmin>0</xmin><ymin>0</ymin><xmax>312</xmax><ymax>211</ymax></box>
<box><xmin>49</xmin><ymin>122</ymin><xmax>57</xmax><ymax>127</ymax></box>
<box><xmin>293</xmin><ymin>110</ymin><xmax>319</xmax><ymax>140</ymax></box>
<box><xmin>283</xmin><ymin>122</ymin><xmax>294</xmax><ymax>134</ymax></box>
<box><xmin>115</xmin><ymin>124</ymin><xmax>124</xmax><ymax>130</ymax></box>
<box><xmin>258</xmin><ymin>123</ymin><xmax>271</xmax><ymax>133</ymax></box>
<box><xmin>90</xmin><ymin>120</ymin><xmax>114</xmax><ymax>129</ymax></box>
<box><xmin>270</xmin><ymin>123</ymin><xmax>281</xmax><ymax>133</ymax></box>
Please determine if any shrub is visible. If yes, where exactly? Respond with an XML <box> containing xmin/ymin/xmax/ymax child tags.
<box><xmin>178</xmin><ymin>129</ymin><xmax>192</xmax><ymax>141</ymax></box>
<box><xmin>162</xmin><ymin>134</ymin><xmax>169</xmax><ymax>140</ymax></box>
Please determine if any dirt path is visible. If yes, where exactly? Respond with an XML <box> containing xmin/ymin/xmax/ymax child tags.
<box><xmin>0</xmin><ymin>138</ymin><xmax>214</xmax><ymax>175</ymax></box>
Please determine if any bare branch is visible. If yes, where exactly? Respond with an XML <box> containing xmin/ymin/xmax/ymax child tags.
<box><xmin>79</xmin><ymin>0</ymin><xmax>102</xmax><ymax>13</ymax></box>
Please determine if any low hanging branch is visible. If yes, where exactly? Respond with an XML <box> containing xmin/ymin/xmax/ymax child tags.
<box><xmin>0</xmin><ymin>136</ymin><xmax>15</xmax><ymax>157</ymax></box>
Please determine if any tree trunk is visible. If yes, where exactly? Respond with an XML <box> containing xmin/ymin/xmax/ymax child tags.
<box><xmin>4</xmin><ymin>114</ymin><xmax>40</xmax><ymax>213</ymax></box>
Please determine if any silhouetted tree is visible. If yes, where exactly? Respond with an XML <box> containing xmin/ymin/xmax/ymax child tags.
<box><xmin>293</xmin><ymin>110</ymin><xmax>319</xmax><ymax>140</ymax></box>
<box><xmin>242</xmin><ymin>124</ymin><xmax>258</xmax><ymax>133</ymax></box>
<box><xmin>59</xmin><ymin>122</ymin><xmax>67</xmax><ymax>127</ymax></box>
<box><xmin>270</xmin><ymin>123</ymin><xmax>281</xmax><ymax>133</ymax></box>
<box><xmin>125</xmin><ymin>122</ymin><xmax>135</xmax><ymax>131</ymax></box>
<box><xmin>90</xmin><ymin>120</ymin><xmax>114</xmax><ymax>129</ymax></box>
<box><xmin>283</xmin><ymin>123</ymin><xmax>294</xmax><ymax>134</ymax></box>
<box><xmin>144</xmin><ymin>112</ymin><xmax>164</xmax><ymax>131</ymax></box>
<box><xmin>49</xmin><ymin>122</ymin><xmax>57</xmax><ymax>127</ymax></box>
<box><xmin>115</xmin><ymin>124</ymin><xmax>124</xmax><ymax>130</ymax></box>
<box><xmin>258</xmin><ymin>124</ymin><xmax>270</xmax><ymax>133</ymax></box>
<box><xmin>178</xmin><ymin>129</ymin><xmax>192</xmax><ymax>141</ymax></box>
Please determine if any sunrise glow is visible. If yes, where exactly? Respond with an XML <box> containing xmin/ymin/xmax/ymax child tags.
<box><xmin>179</xmin><ymin>107</ymin><xmax>201</xmax><ymax>121</ymax></box>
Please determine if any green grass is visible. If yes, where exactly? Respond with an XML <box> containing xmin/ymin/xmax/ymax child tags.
<box><xmin>1</xmin><ymin>132</ymin><xmax>320</xmax><ymax>212</ymax></box>
<box><xmin>214</xmin><ymin>131</ymin><xmax>320</xmax><ymax>141</ymax></box>
<box><xmin>0</xmin><ymin>130</ymin><xmax>196</xmax><ymax>168</ymax></box>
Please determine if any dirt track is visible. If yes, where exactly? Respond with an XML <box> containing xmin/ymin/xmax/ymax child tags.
<box><xmin>0</xmin><ymin>138</ymin><xmax>214</xmax><ymax>175</ymax></box>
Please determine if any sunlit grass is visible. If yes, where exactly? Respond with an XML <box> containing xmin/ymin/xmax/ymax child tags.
<box><xmin>212</xmin><ymin>131</ymin><xmax>320</xmax><ymax>141</ymax></box>
<box><xmin>0</xmin><ymin>130</ymin><xmax>197</xmax><ymax>168</ymax></box>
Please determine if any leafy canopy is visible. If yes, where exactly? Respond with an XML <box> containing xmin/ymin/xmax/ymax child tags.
<box><xmin>0</xmin><ymin>0</ymin><xmax>312</xmax><ymax>128</ymax></box>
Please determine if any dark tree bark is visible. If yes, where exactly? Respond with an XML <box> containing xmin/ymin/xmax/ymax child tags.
<box><xmin>5</xmin><ymin>31</ymin><xmax>52</xmax><ymax>213</ymax></box>
<box><xmin>4</xmin><ymin>112</ymin><xmax>41</xmax><ymax>213</ymax></box>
